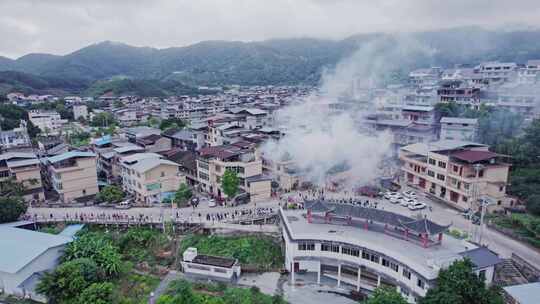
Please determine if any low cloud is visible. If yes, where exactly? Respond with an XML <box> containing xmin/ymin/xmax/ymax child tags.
<box><xmin>1</xmin><ymin>0</ymin><xmax>540</xmax><ymax>58</ymax></box>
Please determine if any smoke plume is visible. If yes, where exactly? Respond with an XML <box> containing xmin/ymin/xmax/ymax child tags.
<box><xmin>262</xmin><ymin>35</ymin><xmax>435</xmax><ymax>187</ymax></box>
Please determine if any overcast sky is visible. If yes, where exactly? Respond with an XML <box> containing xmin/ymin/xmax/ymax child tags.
<box><xmin>1</xmin><ymin>0</ymin><xmax>540</xmax><ymax>59</ymax></box>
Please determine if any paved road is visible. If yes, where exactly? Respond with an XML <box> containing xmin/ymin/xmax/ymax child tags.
<box><xmin>27</xmin><ymin>198</ymin><xmax>280</xmax><ymax>226</ymax></box>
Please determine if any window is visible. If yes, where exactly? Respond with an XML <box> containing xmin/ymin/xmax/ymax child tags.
<box><xmin>362</xmin><ymin>251</ymin><xmax>370</xmax><ymax>260</ymax></box>
<box><xmin>82</xmin><ymin>189</ymin><xmax>86</xmax><ymax>195</ymax></box>
<box><xmin>215</xmin><ymin>165</ymin><xmax>221</xmax><ymax>172</ymax></box>
<box><xmin>427</xmin><ymin>170</ymin><xmax>435</xmax><ymax>177</ymax></box>
<box><xmin>403</xmin><ymin>269</ymin><xmax>411</xmax><ymax>280</ymax></box>
<box><xmin>321</xmin><ymin>243</ymin><xmax>331</xmax><ymax>252</ymax></box>
<box><xmin>161</xmin><ymin>172</ymin><xmax>165</xmax><ymax>177</ymax></box>
<box><xmin>479</xmin><ymin>270</ymin><xmax>486</xmax><ymax>281</ymax></box>
<box><xmin>417</xmin><ymin>279</ymin><xmax>425</xmax><ymax>289</ymax></box>
<box><xmin>438</xmin><ymin>161</ymin><xmax>446</xmax><ymax>169</ymax></box>
<box><xmin>391</xmin><ymin>262</ymin><xmax>399</xmax><ymax>272</ymax></box>
<box><xmin>382</xmin><ymin>259</ymin><xmax>390</xmax><ymax>267</ymax></box>
<box><xmin>370</xmin><ymin>254</ymin><xmax>380</xmax><ymax>264</ymax></box>
<box><xmin>342</xmin><ymin>247</ymin><xmax>359</xmax><ymax>257</ymax></box>
<box><xmin>453</xmin><ymin>165</ymin><xmax>459</xmax><ymax>172</ymax></box>
<box><xmin>331</xmin><ymin>244</ymin><xmax>340</xmax><ymax>253</ymax></box>
<box><xmin>479</xmin><ymin>169</ymin><xmax>484</xmax><ymax>178</ymax></box>
<box><xmin>437</xmin><ymin>174</ymin><xmax>445</xmax><ymax>181</ymax></box>
<box><xmin>428</xmin><ymin>158</ymin><xmax>436</xmax><ymax>165</ymax></box>
<box><xmin>298</xmin><ymin>243</ymin><xmax>315</xmax><ymax>251</ymax></box>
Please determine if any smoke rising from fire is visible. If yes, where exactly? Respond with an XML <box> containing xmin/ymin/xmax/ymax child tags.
<box><xmin>262</xmin><ymin>36</ymin><xmax>435</xmax><ymax>187</ymax></box>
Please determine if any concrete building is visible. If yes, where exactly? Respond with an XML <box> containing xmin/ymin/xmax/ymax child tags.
<box><xmin>28</xmin><ymin>110</ymin><xmax>67</xmax><ymax>135</ymax></box>
<box><xmin>124</xmin><ymin>126</ymin><xmax>161</xmax><ymax>143</ymax></box>
<box><xmin>0</xmin><ymin>223</ymin><xmax>83</xmax><ymax>302</ymax></box>
<box><xmin>0</xmin><ymin>122</ymin><xmax>31</xmax><ymax>150</ymax></box>
<box><xmin>43</xmin><ymin>151</ymin><xmax>99</xmax><ymax>203</ymax></box>
<box><xmin>120</xmin><ymin>153</ymin><xmax>185</xmax><ymax>205</ymax></box>
<box><xmin>281</xmin><ymin>201</ymin><xmax>499</xmax><ymax>303</ymax></box>
<box><xmin>503</xmin><ymin>282</ymin><xmax>540</xmax><ymax>304</ymax></box>
<box><xmin>437</xmin><ymin>80</ymin><xmax>481</xmax><ymax>106</ymax></box>
<box><xmin>72</xmin><ymin>104</ymin><xmax>88</xmax><ymax>121</ymax></box>
<box><xmin>477</xmin><ymin>61</ymin><xmax>518</xmax><ymax>84</ymax></box>
<box><xmin>399</xmin><ymin>140</ymin><xmax>511</xmax><ymax>211</ymax></box>
<box><xmin>136</xmin><ymin>134</ymin><xmax>172</xmax><ymax>153</ymax></box>
<box><xmin>517</xmin><ymin>60</ymin><xmax>540</xmax><ymax>84</ymax></box>
<box><xmin>408</xmin><ymin>67</ymin><xmax>441</xmax><ymax>87</ymax></box>
<box><xmin>440</xmin><ymin>117</ymin><xmax>478</xmax><ymax>141</ymax></box>
<box><xmin>196</xmin><ymin>144</ymin><xmax>271</xmax><ymax>202</ymax></box>
<box><xmin>0</xmin><ymin>152</ymin><xmax>44</xmax><ymax>202</ymax></box>
<box><xmin>181</xmin><ymin>247</ymin><xmax>241</xmax><ymax>282</ymax></box>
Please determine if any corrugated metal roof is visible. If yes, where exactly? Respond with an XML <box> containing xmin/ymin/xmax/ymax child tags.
<box><xmin>503</xmin><ymin>282</ymin><xmax>540</xmax><ymax>304</ymax></box>
<box><xmin>113</xmin><ymin>145</ymin><xmax>144</xmax><ymax>154</ymax></box>
<box><xmin>131</xmin><ymin>158</ymin><xmax>179</xmax><ymax>173</ymax></box>
<box><xmin>0</xmin><ymin>227</ymin><xmax>73</xmax><ymax>274</ymax></box>
<box><xmin>6</xmin><ymin>158</ymin><xmax>40</xmax><ymax>168</ymax></box>
<box><xmin>47</xmin><ymin>151</ymin><xmax>95</xmax><ymax>164</ymax></box>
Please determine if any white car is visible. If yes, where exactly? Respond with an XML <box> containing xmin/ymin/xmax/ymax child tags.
<box><xmin>408</xmin><ymin>202</ymin><xmax>427</xmax><ymax>210</ymax></box>
<box><xmin>389</xmin><ymin>196</ymin><xmax>403</xmax><ymax>204</ymax></box>
<box><xmin>403</xmin><ymin>190</ymin><xmax>417</xmax><ymax>199</ymax></box>
<box><xmin>384</xmin><ymin>192</ymin><xmax>398</xmax><ymax>200</ymax></box>
<box><xmin>208</xmin><ymin>199</ymin><xmax>216</xmax><ymax>208</ymax></box>
<box><xmin>400</xmin><ymin>198</ymin><xmax>416</xmax><ymax>207</ymax></box>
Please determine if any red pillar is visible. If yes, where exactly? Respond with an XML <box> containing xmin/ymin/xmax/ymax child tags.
<box><xmin>307</xmin><ymin>209</ymin><xmax>312</xmax><ymax>223</ymax></box>
<box><xmin>404</xmin><ymin>228</ymin><xmax>409</xmax><ymax>239</ymax></box>
<box><xmin>422</xmin><ymin>233</ymin><xmax>428</xmax><ymax>248</ymax></box>
<box><xmin>364</xmin><ymin>219</ymin><xmax>368</xmax><ymax>230</ymax></box>
<box><xmin>438</xmin><ymin>232</ymin><xmax>443</xmax><ymax>242</ymax></box>
<box><xmin>347</xmin><ymin>216</ymin><xmax>352</xmax><ymax>225</ymax></box>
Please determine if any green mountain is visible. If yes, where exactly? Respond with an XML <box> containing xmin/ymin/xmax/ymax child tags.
<box><xmin>0</xmin><ymin>71</ymin><xmax>88</xmax><ymax>96</ymax></box>
<box><xmin>2</xmin><ymin>27</ymin><xmax>540</xmax><ymax>92</ymax></box>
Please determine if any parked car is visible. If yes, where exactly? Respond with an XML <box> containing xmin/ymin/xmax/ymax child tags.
<box><xmin>403</xmin><ymin>190</ymin><xmax>417</xmax><ymax>199</ymax></box>
<box><xmin>115</xmin><ymin>199</ymin><xmax>132</xmax><ymax>209</ymax></box>
<box><xmin>408</xmin><ymin>202</ymin><xmax>427</xmax><ymax>210</ymax></box>
<box><xmin>389</xmin><ymin>196</ymin><xmax>403</xmax><ymax>204</ymax></box>
<box><xmin>208</xmin><ymin>198</ymin><xmax>217</xmax><ymax>208</ymax></box>
<box><xmin>385</xmin><ymin>191</ymin><xmax>399</xmax><ymax>199</ymax></box>
<box><xmin>400</xmin><ymin>198</ymin><xmax>416</xmax><ymax>207</ymax></box>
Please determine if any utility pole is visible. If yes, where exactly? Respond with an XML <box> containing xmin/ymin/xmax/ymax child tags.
<box><xmin>471</xmin><ymin>163</ymin><xmax>484</xmax><ymax>243</ymax></box>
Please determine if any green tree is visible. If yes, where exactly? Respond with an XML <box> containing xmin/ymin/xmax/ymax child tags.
<box><xmin>36</xmin><ymin>258</ymin><xmax>100</xmax><ymax>304</ymax></box>
<box><xmin>0</xmin><ymin>196</ymin><xmax>26</xmax><ymax>223</ymax></box>
<box><xmin>420</xmin><ymin>259</ymin><xmax>503</xmax><ymax>304</ymax></box>
<box><xmin>63</xmin><ymin>233</ymin><xmax>123</xmax><ymax>278</ymax></box>
<box><xmin>174</xmin><ymin>183</ymin><xmax>193</xmax><ymax>207</ymax></box>
<box><xmin>221</xmin><ymin>169</ymin><xmax>239</xmax><ymax>199</ymax></box>
<box><xmin>526</xmin><ymin>194</ymin><xmax>540</xmax><ymax>216</ymax></box>
<box><xmin>95</xmin><ymin>185</ymin><xmax>125</xmax><ymax>204</ymax></box>
<box><xmin>363</xmin><ymin>287</ymin><xmax>407</xmax><ymax>304</ymax></box>
<box><xmin>27</xmin><ymin>119</ymin><xmax>41</xmax><ymax>138</ymax></box>
<box><xmin>90</xmin><ymin>112</ymin><xmax>117</xmax><ymax>127</ymax></box>
<box><xmin>76</xmin><ymin>282</ymin><xmax>115</xmax><ymax>304</ymax></box>
<box><xmin>165</xmin><ymin>279</ymin><xmax>200</xmax><ymax>304</ymax></box>
<box><xmin>160</xmin><ymin>118</ymin><xmax>187</xmax><ymax>131</ymax></box>
<box><xmin>113</xmin><ymin>100</ymin><xmax>125</xmax><ymax>108</ymax></box>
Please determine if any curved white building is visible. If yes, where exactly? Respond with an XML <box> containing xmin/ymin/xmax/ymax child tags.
<box><xmin>280</xmin><ymin>201</ymin><xmax>500</xmax><ymax>303</ymax></box>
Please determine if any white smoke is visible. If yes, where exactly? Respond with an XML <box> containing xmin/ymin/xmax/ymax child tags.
<box><xmin>262</xmin><ymin>35</ymin><xmax>436</xmax><ymax>187</ymax></box>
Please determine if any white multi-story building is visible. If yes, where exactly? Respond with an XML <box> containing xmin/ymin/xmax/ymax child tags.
<box><xmin>28</xmin><ymin>110</ymin><xmax>67</xmax><ymax>135</ymax></box>
<box><xmin>120</xmin><ymin>153</ymin><xmax>185</xmax><ymax>205</ymax></box>
<box><xmin>0</xmin><ymin>122</ymin><xmax>31</xmax><ymax>149</ymax></box>
<box><xmin>72</xmin><ymin>104</ymin><xmax>88</xmax><ymax>120</ymax></box>
<box><xmin>439</xmin><ymin>117</ymin><xmax>478</xmax><ymax>142</ymax></box>
<box><xmin>477</xmin><ymin>61</ymin><xmax>517</xmax><ymax>84</ymax></box>
<box><xmin>281</xmin><ymin>201</ymin><xmax>501</xmax><ymax>303</ymax></box>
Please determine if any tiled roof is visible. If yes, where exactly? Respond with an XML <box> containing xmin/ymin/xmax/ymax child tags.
<box><xmin>459</xmin><ymin>247</ymin><xmax>502</xmax><ymax>269</ymax></box>
<box><xmin>305</xmin><ymin>201</ymin><xmax>450</xmax><ymax>235</ymax></box>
